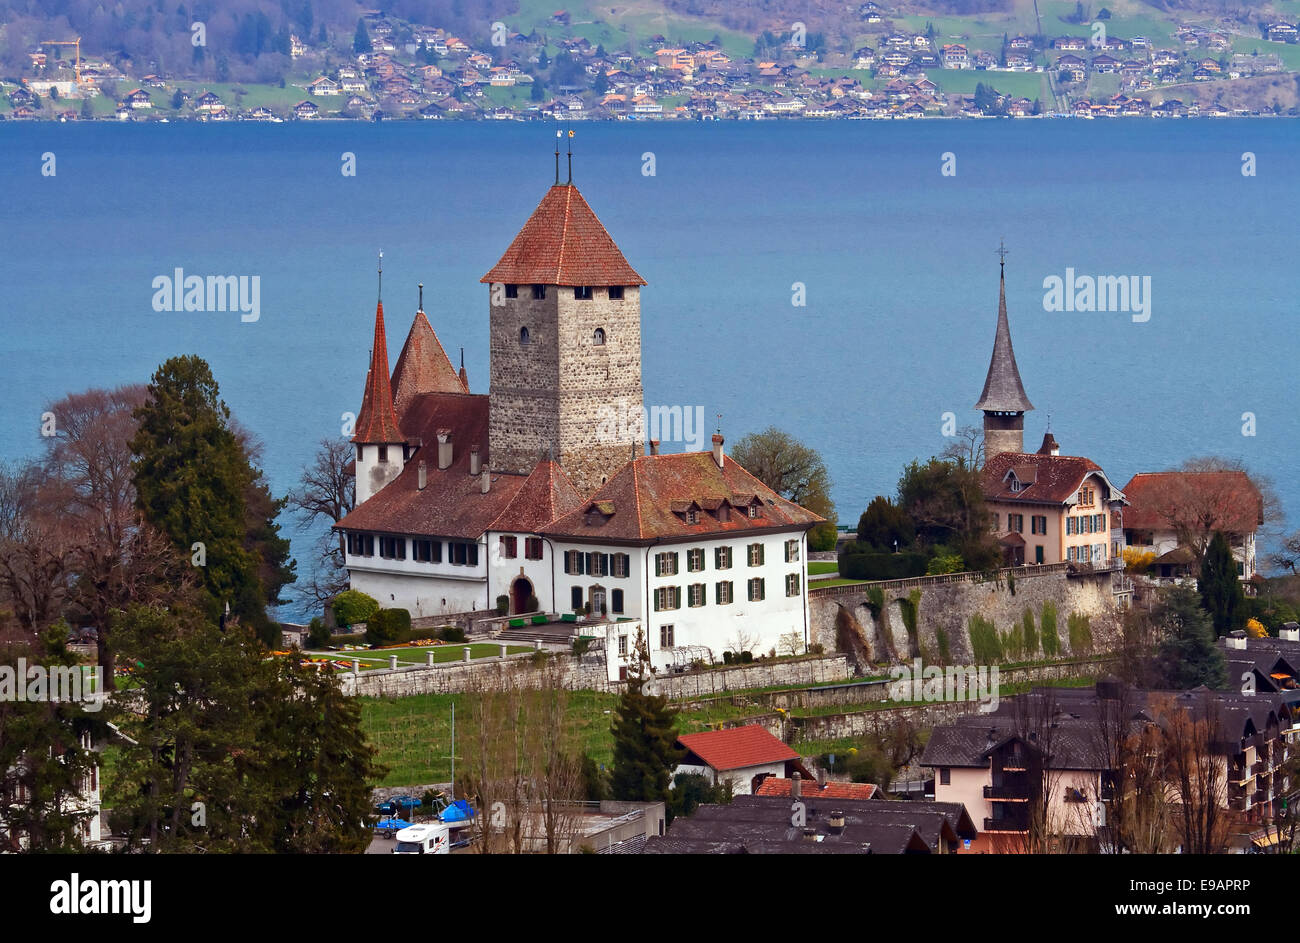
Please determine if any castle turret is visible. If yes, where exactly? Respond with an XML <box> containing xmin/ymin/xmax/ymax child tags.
<box><xmin>974</xmin><ymin>250</ymin><xmax>1033</xmax><ymax>460</ymax></box>
<box><xmin>352</xmin><ymin>260</ymin><xmax>406</xmax><ymax>506</ymax></box>
<box><xmin>481</xmin><ymin>176</ymin><xmax>645</xmax><ymax>496</ymax></box>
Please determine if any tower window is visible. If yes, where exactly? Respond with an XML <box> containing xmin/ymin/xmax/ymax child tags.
<box><xmin>608</xmin><ymin>286</ymin><xmax>624</xmax><ymax>300</ymax></box>
<box><xmin>531</xmin><ymin>284</ymin><xmax>546</xmax><ymax>299</ymax></box>
<box><xmin>378</xmin><ymin>445</ymin><xmax>388</xmax><ymax>463</ymax></box>
<box><xmin>356</xmin><ymin>444</ymin><xmax>364</xmax><ymax>462</ymax></box>
<box><xmin>574</xmin><ymin>286</ymin><xmax>593</xmax><ymax>300</ymax></box>
<box><xmin>505</xmin><ymin>284</ymin><xmax>518</xmax><ymax>298</ymax></box>
<box><xmin>593</xmin><ymin>327</ymin><xmax>606</xmax><ymax>345</ymax></box>
<box><xmin>519</xmin><ymin>326</ymin><xmax>530</xmax><ymax>345</ymax></box>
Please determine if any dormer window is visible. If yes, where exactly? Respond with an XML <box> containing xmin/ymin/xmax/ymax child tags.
<box><xmin>593</xmin><ymin>327</ymin><xmax>606</xmax><ymax>345</ymax></box>
<box><xmin>1010</xmin><ymin>478</ymin><xmax>1021</xmax><ymax>493</ymax></box>
<box><xmin>520</xmin><ymin>326</ymin><xmax>530</xmax><ymax>345</ymax></box>
<box><xmin>608</xmin><ymin>286</ymin><xmax>624</xmax><ymax>300</ymax></box>
<box><xmin>574</xmin><ymin>286</ymin><xmax>593</xmax><ymax>300</ymax></box>
<box><xmin>748</xmin><ymin>504</ymin><xmax>760</xmax><ymax>519</ymax></box>
<box><xmin>686</xmin><ymin>509</ymin><xmax>698</xmax><ymax>524</ymax></box>
<box><xmin>531</xmin><ymin>284</ymin><xmax>546</xmax><ymax>299</ymax></box>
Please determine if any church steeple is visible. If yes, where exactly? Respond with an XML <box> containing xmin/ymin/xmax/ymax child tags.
<box><xmin>974</xmin><ymin>244</ymin><xmax>1033</xmax><ymax>459</ymax></box>
<box><xmin>353</xmin><ymin>255</ymin><xmax>405</xmax><ymax>445</ymax></box>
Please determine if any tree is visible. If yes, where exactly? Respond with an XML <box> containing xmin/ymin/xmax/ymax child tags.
<box><xmin>332</xmin><ymin>589</ymin><xmax>378</xmax><ymax>628</ymax></box>
<box><xmin>353</xmin><ymin>18</ymin><xmax>372</xmax><ymax>54</ymax></box>
<box><xmin>1156</xmin><ymin>693</ymin><xmax>1230</xmax><ymax>854</ymax></box>
<box><xmin>287</xmin><ymin>437</ymin><xmax>355</xmax><ymax>609</ymax></box>
<box><xmin>856</xmin><ymin>495</ymin><xmax>914</xmax><ymax>551</ymax></box>
<box><xmin>130</xmin><ymin>356</ymin><xmax>294</xmax><ymax>644</ymax></box>
<box><xmin>0</xmin><ymin>461</ymin><xmax>75</xmax><ymax>636</ymax></box>
<box><xmin>667</xmin><ymin>772</ymin><xmax>731</xmax><ymax>820</ymax></box>
<box><xmin>1151</xmin><ymin>587</ymin><xmax>1228</xmax><ymax>690</ymax></box>
<box><xmin>1200</xmin><ymin>530</ymin><xmax>1245</xmax><ymax>636</ymax></box>
<box><xmin>1140</xmin><ymin>459</ymin><xmax>1270</xmax><ymax>564</ymax></box>
<box><xmin>940</xmin><ymin>424</ymin><xmax>984</xmax><ymax>469</ymax></box>
<box><xmin>610</xmin><ymin>630</ymin><xmax>685</xmax><ymax>810</ymax></box>
<box><xmin>897</xmin><ymin>457</ymin><xmax>998</xmax><ymax>570</ymax></box>
<box><xmin>729</xmin><ymin>426</ymin><xmax>837</xmax><ymax>550</ymax></box>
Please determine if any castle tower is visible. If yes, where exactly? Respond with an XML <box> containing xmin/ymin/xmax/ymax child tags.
<box><xmin>481</xmin><ymin>178</ymin><xmax>645</xmax><ymax>496</ymax></box>
<box><xmin>390</xmin><ymin>282</ymin><xmax>468</xmax><ymax>417</ymax></box>
<box><xmin>973</xmin><ymin>248</ymin><xmax>1033</xmax><ymax>460</ymax></box>
<box><xmin>352</xmin><ymin>262</ymin><xmax>406</xmax><ymax>506</ymax></box>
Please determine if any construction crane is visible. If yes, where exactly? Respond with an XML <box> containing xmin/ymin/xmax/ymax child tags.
<box><xmin>39</xmin><ymin>38</ymin><xmax>86</xmax><ymax>88</ymax></box>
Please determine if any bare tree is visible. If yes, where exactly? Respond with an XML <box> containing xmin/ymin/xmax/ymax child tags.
<box><xmin>940</xmin><ymin>424</ymin><xmax>985</xmax><ymax>470</ymax></box>
<box><xmin>1141</xmin><ymin>458</ymin><xmax>1271</xmax><ymax>564</ymax></box>
<box><xmin>530</xmin><ymin>662</ymin><xmax>585</xmax><ymax>854</ymax></box>
<box><xmin>287</xmin><ymin>438</ymin><xmax>355</xmax><ymax>608</ymax></box>
<box><xmin>0</xmin><ymin>461</ymin><xmax>75</xmax><ymax>636</ymax></box>
<box><xmin>1091</xmin><ymin>684</ymin><xmax>1169</xmax><ymax>853</ymax></box>
<box><xmin>1155</xmin><ymin>694</ymin><xmax>1231</xmax><ymax>854</ymax></box>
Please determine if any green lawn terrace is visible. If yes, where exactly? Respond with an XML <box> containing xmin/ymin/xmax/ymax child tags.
<box><xmin>296</xmin><ymin>642</ymin><xmax>534</xmax><ymax>672</ymax></box>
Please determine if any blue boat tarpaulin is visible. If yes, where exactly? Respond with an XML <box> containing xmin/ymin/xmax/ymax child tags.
<box><xmin>440</xmin><ymin>800</ymin><xmax>476</xmax><ymax>823</ymax></box>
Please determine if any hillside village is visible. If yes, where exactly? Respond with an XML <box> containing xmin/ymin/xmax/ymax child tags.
<box><xmin>6</xmin><ymin>3</ymin><xmax>1300</xmax><ymax>121</ymax></box>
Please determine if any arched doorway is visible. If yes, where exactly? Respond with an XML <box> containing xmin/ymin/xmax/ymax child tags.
<box><xmin>511</xmin><ymin>577</ymin><xmax>534</xmax><ymax>615</ymax></box>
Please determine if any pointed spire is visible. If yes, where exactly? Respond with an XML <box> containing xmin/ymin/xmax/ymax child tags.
<box><xmin>458</xmin><ymin>347</ymin><xmax>468</xmax><ymax>393</ymax></box>
<box><xmin>417</xmin><ymin>282</ymin><xmax>423</xmax><ymax>313</ymax></box>
<box><xmin>352</xmin><ymin>263</ymin><xmax>405</xmax><ymax>444</ymax></box>
<box><xmin>973</xmin><ymin>246</ymin><xmax>1034</xmax><ymax>413</ymax></box>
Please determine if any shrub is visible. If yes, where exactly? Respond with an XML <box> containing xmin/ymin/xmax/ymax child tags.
<box><xmin>809</xmin><ymin>642</ymin><xmax>825</xmax><ymax>655</ymax></box>
<box><xmin>740</xmin><ymin>651</ymin><xmax>753</xmax><ymax>663</ymax></box>
<box><xmin>366</xmin><ymin>607</ymin><xmax>412</xmax><ymax>647</ymax></box>
<box><xmin>572</xmin><ymin>637</ymin><xmax>592</xmax><ymax>656</ymax></box>
<box><xmin>332</xmin><ymin>589</ymin><xmax>379</xmax><ymax>629</ymax></box>
<box><xmin>307</xmin><ymin>616</ymin><xmax>331</xmax><ymax>649</ymax></box>
<box><xmin>1067</xmin><ymin>612</ymin><xmax>1092</xmax><ymax>654</ymax></box>
<box><xmin>1040</xmin><ymin>601</ymin><xmax>1060</xmax><ymax>656</ymax></box>
<box><xmin>926</xmin><ymin>554</ymin><xmax>964</xmax><ymax>575</ymax></box>
<box><xmin>935</xmin><ymin>626</ymin><xmax>950</xmax><ymax>664</ymax></box>
<box><xmin>839</xmin><ymin>547</ymin><xmax>929</xmax><ymax>581</ymax></box>
<box><xmin>969</xmin><ymin>614</ymin><xmax>1003</xmax><ymax>664</ymax></box>
<box><xmin>438</xmin><ymin>626</ymin><xmax>467</xmax><ymax>643</ymax></box>
<box><xmin>330</xmin><ymin>632</ymin><xmax>366</xmax><ymax>647</ymax></box>
<box><xmin>1246</xmin><ymin>617</ymin><xmax>1269</xmax><ymax>639</ymax></box>
<box><xmin>495</xmin><ymin>595</ymin><xmax>509</xmax><ymax>616</ymax></box>
<box><xmin>525</xmin><ymin>594</ymin><xmax>539</xmax><ymax>613</ymax></box>
<box><xmin>722</xmin><ymin>651</ymin><xmax>734</xmax><ymax>664</ymax></box>
<box><xmin>1022</xmin><ymin>608</ymin><xmax>1038</xmax><ymax>657</ymax></box>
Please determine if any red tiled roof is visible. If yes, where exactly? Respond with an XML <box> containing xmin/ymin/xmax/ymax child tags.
<box><xmin>1122</xmin><ymin>471</ymin><xmax>1263</xmax><ymax>533</ymax></box>
<box><xmin>390</xmin><ymin>309</ymin><xmax>467</xmax><ymax>415</ymax></box>
<box><xmin>540</xmin><ymin>450</ymin><xmax>824</xmax><ymax>543</ymax></box>
<box><xmin>754</xmin><ymin>777</ymin><xmax>878</xmax><ymax>800</ymax></box>
<box><xmin>489</xmin><ymin>458</ymin><xmax>583</xmax><ymax>533</ymax></box>
<box><xmin>677</xmin><ymin>725</ymin><xmax>800</xmax><ymax>772</ymax></box>
<box><xmin>480</xmin><ymin>184</ymin><xmax>646</xmax><ymax>287</ymax></box>
<box><xmin>352</xmin><ymin>300</ymin><xmax>405</xmax><ymax>444</ymax></box>
<box><xmin>981</xmin><ymin>451</ymin><xmax>1107</xmax><ymax>505</ymax></box>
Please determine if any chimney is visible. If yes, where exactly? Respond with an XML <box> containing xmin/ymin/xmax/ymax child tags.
<box><xmin>649</xmin><ymin>440</ymin><xmax>660</xmax><ymax>456</ymax></box>
<box><xmin>801</xmin><ymin>828</ymin><xmax>818</xmax><ymax>843</ymax></box>
<box><xmin>1281</xmin><ymin>623</ymin><xmax>1300</xmax><ymax>642</ymax></box>
<box><xmin>817</xmin><ymin>766</ymin><xmax>826</xmax><ymax>789</ymax></box>
<box><xmin>1227</xmin><ymin>629</ymin><xmax>1247</xmax><ymax>650</ymax></box>
<box><xmin>791</xmin><ymin>772</ymin><xmax>801</xmax><ymax>800</ymax></box>
<box><xmin>437</xmin><ymin>430</ymin><xmax>452</xmax><ymax>470</ymax></box>
<box><xmin>711</xmin><ymin>433</ymin><xmax>724</xmax><ymax>468</ymax></box>
<box><xmin>481</xmin><ymin>467</ymin><xmax>490</xmax><ymax>494</ymax></box>
<box><xmin>417</xmin><ymin>461</ymin><xmax>427</xmax><ymax>491</ymax></box>
<box><xmin>827</xmin><ymin>811</ymin><xmax>846</xmax><ymax>834</ymax></box>
<box><xmin>469</xmin><ymin>446</ymin><xmax>481</xmax><ymax>475</ymax></box>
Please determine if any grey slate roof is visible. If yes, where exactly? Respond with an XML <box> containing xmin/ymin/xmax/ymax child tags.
<box><xmin>973</xmin><ymin>266</ymin><xmax>1035</xmax><ymax>413</ymax></box>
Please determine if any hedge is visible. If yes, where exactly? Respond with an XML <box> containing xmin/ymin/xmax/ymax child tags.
<box><xmin>837</xmin><ymin>546</ymin><xmax>929</xmax><ymax>581</ymax></box>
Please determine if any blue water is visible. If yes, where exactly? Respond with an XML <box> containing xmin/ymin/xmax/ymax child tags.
<box><xmin>1</xmin><ymin>120</ymin><xmax>1297</xmax><ymax>618</ymax></box>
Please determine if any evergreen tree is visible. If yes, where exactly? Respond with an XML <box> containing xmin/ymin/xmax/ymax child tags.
<box><xmin>1153</xmin><ymin>587</ymin><xmax>1228</xmax><ymax>690</ymax></box>
<box><xmin>609</xmin><ymin>631</ymin><xmax>684</xmax><ymax>808</ymax></box>
<box><xmin>353</xmin><ymin>18</ymin><xmax>372</xmax><ymax>55</ymax></box>
<box><xmin>1200</xmin><ymin>530</ymin><xmax>1245</xmax><ymax>636</ymax></box>
<box><xmin>856</xmin><ymin>494</ymin><xmax>914</xmax><ymax>551</ymax></box>
<box><xmin>130</xmin><ymin>356</ymin><xmax>294</xmax><ymax>644</ymax></box>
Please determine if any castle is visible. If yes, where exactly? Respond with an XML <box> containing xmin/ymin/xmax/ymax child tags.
<box><xmin>335</xmin><ymin>170</ymin><xmax>822</xmax><ymax>674</ymax></box>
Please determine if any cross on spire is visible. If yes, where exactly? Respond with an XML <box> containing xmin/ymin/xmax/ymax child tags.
<box><xmin>377</xmin><ymin>250</ymin><xmax>383</xmax><ymax>301</ymax></box>
<box><xmin>996</xmin><ymin>239</ymin><xmax>1008</xmax><ymax>272</ymax></box>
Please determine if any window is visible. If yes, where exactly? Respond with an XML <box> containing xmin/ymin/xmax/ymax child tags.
<box><xmin>785</xmin><ymin>539</ymin><xmax>800</xmax><ymax>563</ymax></box>
<box><xmin>378</xmin><ymin>445</ymin><xmax>389</xmax><ymax>463</ymax></box>
<box><xmin>379</xmin><ymin>536</ymin><xmax>406</xmax><ymax>560</ymax></box>
<box><xmin>611</xmin><ymin>553</ymin><xmax>629</xmax><ymax>578</ymax></box>
<box><xmin>785</xmin><ymin>573</ymin><xmax>801</xmax><ymax>597</ymax></box>
<box><xmin>655</xmin><ymin>551</ymin><xmax>679</xmax><ymax>577</ymax></box>
<box><xmin>525</xmin><ymin>537</ymin><xmax>543</xmax><ymax>560</ymax></box>
<box><xmin>1008</xmin><ymin>514</ymin><xmax>1023</xmax><ymax>533</ymax></box>
<box><xmin>617</xmin><ymin>634</ymin><xmax>627</xmax><ymax>657</ymax></box>
<box><xmin>1031</xmin><ymin>515</ymin><xmax>1047</xmax><ymax>535</ymax></box>
<box><xmin>1035</xmin><ymin>545</ymin><xmax>1044</xmax><ymax>564</ymax></box>
<box><xmin>499</xmin><ymin>535</ymin><xmax>517</xmax><ymax>559</ymax></box>
<box><xmin>685</xmin><ymin>509</ymin><xmax>698</xmax><ymax>524</ymax></box>
<box><xmin>608</xmin><ymin>286</ymin><xmax>624</xmax><ymax>300</ymax></box>
<box><xmin>991</xmin><ymin>513</ymin><xmax>999</xmax><ymax>531</ymax></box>
<box><xmin>450</xmin><ymin>541</ymin><xmax>478</xmax><ymax>566</ymax></box>
<box><xmin>611</xmin><ymin>588</ymin><xmax>624</xmax><ymax>614</ymax></box>
<box><xmin>747</xmin><ymin>504</ymin><xmax>761</xmax><ymax>519</ymax></box>
<box><xmin>939</xmin><ymin>768</ymin><xmax>951</xmax><ymax>786</ymax></box>
<box><xmin>1078</xmin><ymin>486</ymin><xmax>1095</xmax><ymax>507</ymax></box>
<box><xmin>716</xmin><ymin>581</ymin><xmax>734</xmax><ymax>605</ymax></box>
<box><xmin>572</xmin><ymin>586</ymin><xmax>583</xmax><ymax>611</ymax></box>
<box><xmin>413</xmin><ymin>539</ymin><xmax>439</xmax><ymax>563</ymax></box>
<box><xmin>715</xmin><ymin>546</ymin><xmax>733</xmax><ymax>570</ymax></box>
<box><xmin>654</xmin><ymin>586</ymin><xmax>681</xmax><ymax>611</ymax></box>
<box><xmin>347</xmin><ymin>533</ymin><xmax>375</xmax><ymax>557</ymax></box>
<box><xmin>519</xmin><ymin>326</ymin><xmax>530</xmax><ymax>345</ymax></box>
<box><xmin>660</xmin><ymin>625</ymin><xmax>674</xmax><ymax>648</ymax></box>
<box><xmin>687</xmin><ymin>548</ymin><xmax>705</xmax><ymax>572</ymax></box>
<box><xmin>574</xmin><ymin>286</ymin><xmax>593</xmax><ymax>300</ymax></box>
<box><xmin>504</xmin><ymin>283</ymin><xmax>518</xmax><ymax>298</ymax></box>
<box><xmin>531</xmin><ymin>284</ymin><xmax>546</xmax><ymax>299</ymax></box>
<box><xmin>1094</xmin><ymin>513</ymin><xmax>1106</xmax><ymax>532</ymax></box>
<box><xmin>356</xmin><ymin>444</ymin><xmax>363</xmax><ymax>463</ymax></box>
<box><xmin>564</xmin><ymin>550</ymin><xmax>586</xmax><ymax>575</ymax></box>
<box><xmin>748</xmin><ymin>577</ymin><xmax>766</xmax><ymax>602</ymax></box>
<box><xmin>588</xmin><ymin>552</ymin><xmax>608</xmax><ymax>577</ymax></box>
<box><xmin>593</xmin><ymin>327</ymin><xmax>606</xmax><ymax>345</ymax></box>
<box><xmin>1066</xmin><ymin>517</ymin><xmax>1076</xmax><ymax>536</ymax></box>
<box><xmin>688</xmin><ymin>583</ymin><xmax>705</xmax><ymax>607</ymax></box>
<box><xmin>1010</xmin><ymin>479</ymin><xmax>1022</xmax><ymax>493</ymax></box>
<box><xmin>747</xmin><ymin>543</ymin><xmax>765</xmax><ymax>567</ymax></box>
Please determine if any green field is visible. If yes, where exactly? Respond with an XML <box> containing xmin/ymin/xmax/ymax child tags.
<box><xmin>808</xmin><ymin>561</ymin><xmax>839</xmax><ymax>576</ymax></box>
<box><xmin>302</xmin><ymin>643</ymin><xmax>533</xmax><ymax>671</ymax></box>
<box><xmin>929</xmin><ymin>69</ymin><xmax>1047</xmax><ymax>100</ymax></box>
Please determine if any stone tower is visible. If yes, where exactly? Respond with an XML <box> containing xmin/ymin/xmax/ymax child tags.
<box><xmin>481</xmin><ymin>181</ymin><xmax>645</xmax><ymax>496</ymax></box>
<box><xmin>973</xmin><ymin>253</ymin><xmax>1033</xmax><ymax>460</ymax></box>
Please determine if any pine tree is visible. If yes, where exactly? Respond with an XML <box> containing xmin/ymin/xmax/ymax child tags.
<box><xmin>353</xmin><ymin>18</ymin><xmax>372</xmax><ymax>54</ymax></box>
<box><xmin>1154</xmin><ymin>587</ymin><xmax>1228</xmax><ymax>690</ymax></box>
<box><xmin>1200</xmin><ymin>530</ymin><xmax>1245</xmax><ymax>636</ymax></box>
<box><xmin>609</xmin><ymin>631</ymin><xmax>685</xmax><ymax>808</ymax></box>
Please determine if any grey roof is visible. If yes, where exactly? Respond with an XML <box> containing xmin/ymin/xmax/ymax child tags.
<box><xmin>973</xmin><ymin>266</ymin><xmax>1035</xmax><ymax>413</ymax></box>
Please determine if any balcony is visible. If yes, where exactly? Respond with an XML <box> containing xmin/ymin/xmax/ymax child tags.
<box><xmin>984</xmin><ymin>816</ymin><xmax>1030</xmax><ymax>833</ymax></box>
<box><xmin>984</xmin><ymin>784</ymin><xmax>1030</xmax><ymax>801</ymax></box>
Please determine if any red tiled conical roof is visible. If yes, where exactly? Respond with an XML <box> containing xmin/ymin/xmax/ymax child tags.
<box><xmin>352</xmin><ymin>300</ymin><xmax>405</xmax><ymax>444</ymax></box>
<box><xmin>480</xmin><ymin>184</ymin><xmax>646</xmax><ymax>287</ymax></box>
<box><xmin>391</xmin><ymin>309</ymin><xmax>467</xmax><ymax>417</ymax></box>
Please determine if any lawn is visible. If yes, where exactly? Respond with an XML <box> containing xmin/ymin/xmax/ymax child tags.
<box><xmin>927</xmin><ymin>69</ymin><xmax>1047</xmax><ymax>100</ymax></box>
<box><xmin>807</xmin><ymin>561</ymin><xmax>838</xmax><ymax>576</ymax></box>
<box><xmin>300</xmin><ymin>642</ymin><xmax>533</xmax><ymax>671</ymax></box>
